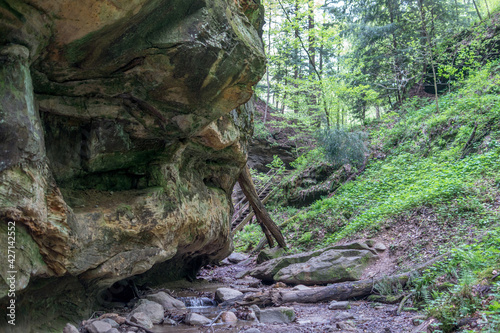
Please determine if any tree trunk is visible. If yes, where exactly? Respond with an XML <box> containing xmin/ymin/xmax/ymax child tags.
<box><xmin>238</xmin><ymin>165</ymin><xmax>287</xmax><ymax>248</ymax></box>
<box><xmin>471</xmin><ymin>0</ymin><xmax>483</xmax><ymax>20</ymax></box>
<box><xmin>417</xmin><ymin>0</ymin><xmax>439</xmax><ymax>113</ymax></box>
<box><xmin>484</xmin><ymin>0</ymin><xmax>491</xmax><ymax>18</ymax></box>
<box><xmin>264</xmin><ymin>6</ymin><xmax>272</xmax><ymax>125</ymax></box>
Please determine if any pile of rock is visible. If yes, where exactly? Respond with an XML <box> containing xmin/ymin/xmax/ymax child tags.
<box><xmin>63</xmin><ymin>286</ymin><xmax>297</xmax><ymax>332</ymax></box>
<box><xmin>63</xmin><ymin>291</ymin><xmax>187</xmax><ymax>333</ymax></box>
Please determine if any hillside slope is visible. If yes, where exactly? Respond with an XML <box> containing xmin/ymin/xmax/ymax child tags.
<box><xmin>236</xmin><ymin>53</ymin><xmax>500</xmax><ymax>333</ymax></box>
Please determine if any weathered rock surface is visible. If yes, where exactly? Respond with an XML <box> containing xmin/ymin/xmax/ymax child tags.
<box><xmin>252</xmin><ymin>305</ymin><xmax>296</xmax><ymax>324</ymax></box>
<box><xmin>130</xmin><ymin>312</ymin><xmax>154</xmax><ymax>329</ymax></box>
<box><xmin>328</xmin><ymin>301</ymin><xmax>351</xmax><ymax>310</ymax></box>
<box><xmin>129</xmin><ymin>299</ymin><xmax>164</xmax><ymax>324</ymax></box>
<box><xmin>87</xmin><ymin>320</ymin><xmax>112</xmax><ymax>333</ymax></box>
<box><xmin>145</xmin><ymin>292</ymin><xmax>186</xmax><ymax>312</ymax></box>
<box><xmin>227</xmin><ymin>252</ymin><xmax>250</xmax><ymax>264</ymax></box>
<box><xmin>249</xmin><ymin>241</ymin><xmax>379</xmax><ymax>285</ymax></box>
<box><xmin>215</xmin><ymin>287</ymin><xmax>244</xmax><ymax>303</ymax></box>
<box><xmin>185</xmin><ymin>313</ymin><xmax>211</xmax><ymax>326</ymax></box>
<box><xmin>0</xmin><ymin>0</ymin><xmax>265</xmax><ymax>331</ymax></box>
<box><xmin>257</xmin><ymin>247</ymin><xmax>286</xmax><ymax>264</ymax></box>
<box><xmin>63</xmin><ymin>324</ymin><xmax>79</xmax><ymax>333</ymax></box>
<box><xmin>220</xmin><ymin>311</ymin><xmax>238</xmax><ymax>323</ymax></box>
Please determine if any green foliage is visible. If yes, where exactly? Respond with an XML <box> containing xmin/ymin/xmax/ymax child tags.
<box><xmin>318</xmin><ymin>128</ymin><xmax>367</xmax><ymax>168</ymax></box>
<box><xmin>410</xmin><ymin>227</ymin><xmax>500</xmax><ymax>332</ymax></box>
<box><xmin>233</xmin><ymin>223</ymin><xmax>264</xmax><ymax>252</ymax></box>
<box><xmin>266</xmin><ymin>155</ymin><xmax>286</xmax><ymax>175</ymax></box>
<box><xmin>282</xmin><ymin>60</ymin><xmax>500</xmax><ymax>249</ymax></box>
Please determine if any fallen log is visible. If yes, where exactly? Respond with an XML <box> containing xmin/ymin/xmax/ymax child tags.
<box><xmin>238</xmin><ymin>164</ymin><xmax>286</xmax><ymax>248</ymax></box>
<box><xmin>237</xmin><ymin>254</ymin><xmax>446</xmax><ymax>306</ymax></box>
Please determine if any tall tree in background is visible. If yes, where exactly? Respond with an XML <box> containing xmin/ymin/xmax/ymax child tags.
<box><xmin>257</xmin><ymin>0</ymin><xmax>480</xmax><ymax>149</ymax></box>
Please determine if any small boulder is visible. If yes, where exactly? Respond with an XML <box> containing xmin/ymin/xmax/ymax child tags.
<box><xmin>130</xmin><ymin>312</ymin><xmax>153</xmax><ymax>329</ymax></box>
<box><xmin>100</xmin><ymin>318</ymin><xmax>119</xmax><ymax>328</ymax></box>
<box><xmin>292</xmin><ymin>284</ymin><xmax>311</xmax><ymax>291</ymax></box>
<box><xmin>145</xmin><ymin>291</ymin><xmax>186</xmax><ymax>312</ymax></box>
<box><xmin>87</xmin><ymin>320</ymin><xmax>112</xmax><ymax>333</ymax></box>
<box><xmin>227</xmin><ymin>252</ymin><xmax>249</xmax><ymax>264</ymax></box>
<box><xmin>255</xmin><ymin>306</ymin><xmax>296</xmax><ymax>324</ymax></box>
<box><xmin>185</xmin><ymin>313</ymin><xmax>211</xmax><ymax>325</ymax></box>
<box><xmin>328</xmin><ymin>301</ymin><xmax>350</xmax><ymax>310</ymax></box>
<box><xmin>235</xmin><ymin>269</ymin><xmax>250</xmax><ymax>279</ymax></box>
<box><xmin>130</xmin><ymin>299</ymin><xmax>164</xmax><ymax>324</ymax></box>
<box><xmin>63</xmin><ymin>324</ymin><xmax>79</xmax><ymax>333</ymax></box>
<box><xmin>332</xmin><ymin>312</ymin><xmax>357</xmax><ymax>321</ymax></box>
<box><xmin>256</xmin><ymin>247</ymin><xmax>285</xmax><ymax>264</ymax></box>
<box><xmin>105</xmin><ymin>329</ymin><xmax>120</xmax><ymax>333</ymax></box>
<box><xmin>220</xmin><ymin>311</ymin><xmax>238</xmax><ymax>323</ymax></box>
<box><xmin>374</xmin><ymin>242</ymin><xmax>387</xmax><ymax>252</ymax></box>
<box><xmin>162</xmin><ymin>318</ymin><xmax>178</xmax><ymax>326</ymax></box>
<box><xmin>337</xmin><ymin>320</ymin><xmax>356</xmax><ymax>331</ymax></box>
<box><xmin>214</xmin><ymin>287</ymin><xmax>243</xmax><ymax>303</ymax></box>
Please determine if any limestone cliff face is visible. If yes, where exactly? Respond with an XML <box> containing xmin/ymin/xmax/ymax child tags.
<box><xmin>0</xmin><ymin>0</ymin><xmax>264</xmax><ymax>309</ymax></box>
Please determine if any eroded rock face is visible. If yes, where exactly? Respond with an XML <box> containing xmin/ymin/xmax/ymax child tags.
<box><xmin>0</xmin><ymin>0</ymin><xmax>265</xmax><ymax>327</ymax></box>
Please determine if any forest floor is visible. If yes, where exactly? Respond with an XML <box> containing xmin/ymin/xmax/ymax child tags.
<box><xmin>190</xmin><ymin>255</ymin><xmax>421</xmax><ymax>333</ymax></box>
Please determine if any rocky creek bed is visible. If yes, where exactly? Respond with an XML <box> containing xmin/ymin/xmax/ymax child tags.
<box><xmin>64</xmin><ymin>248</ymin><xmax>427</xmax><ymax>333</ymax></box>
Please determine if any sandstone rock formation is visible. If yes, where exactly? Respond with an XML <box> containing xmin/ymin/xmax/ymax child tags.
<box><xmin>0</xmin><ymin>0</ymin><xmax>265</xmax><ymax>329</ymax></box>
<box><xmin>248</xmin><ymin>241</ymin><xmax>381</xmax><ymax>285</ymax></box>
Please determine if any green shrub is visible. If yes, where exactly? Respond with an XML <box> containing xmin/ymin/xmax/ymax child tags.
<box><xmin>318</xmin><ymin>128</ymin><xmax>367</xmax><ymax>168</ymax></box>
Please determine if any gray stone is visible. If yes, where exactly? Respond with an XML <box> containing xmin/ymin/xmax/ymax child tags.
<box><xmin>241</xmin><ymin>329</ymin><xmax>261</xmax><ymax>333</ymax></box>
<box><xmin>130</xmin><ymin>312</ymin><xmax>153</xmax><ymax>329</ymax></box>
<box><xmin>255</xmin><ymin>306</ymin><xmax>296</xmax><ymax>324</ymax></box>
<box><xmin>220</xmin><ymin>258</ymin><xmax>232</xmax><ymax>266</ymax></box>
<box><xmin>332</xmin><ymin>312</ymin><xmax>357</xmax><ymax>321</ymax></box>
<box><xmin>214</xmin><ymin>287</ymin><xmax>244</xmax><ymax>303</ymax></box>
<box><xmin>185</xmin><ymin>313</ymin><xmax>211</xmax><ymax>325</ymax></box>
<box><xmin>221</xmin><ymin>311</ymin><xmax>238</xmax><ymax>323</ymax></box>
<box><xmin>105</xmin><ymin>329</ymin><xmax>120</xmax><ymax>333</ymax></box>
<box><xmin>328</xmin><ymin>301</ymin><xmax>350</xmax><ymax>310</ymax></box>
<box><xmin>365</xmin><ymin>240</ymin><xmax>376</xmax><ymax>247</ymax></box>
<box><xmin>250</xmin><ymin>250</ymin><xmax>323</xmax><ymax>281</ymax></box>
<box><xmin>337</xmin><ymin>320</ymin><xmax>356</xmax><ymax>331</ymax></box>
<box><xmin>63</xmin><ymin>324</ymin><xmax>79</xmax><ymax>333</ymax></box>
<box><xmin>87</xmin><ymin>320</ymin><xmax>112</xmax><ymax>333</ymax></box>
<box><xmin>256</xmin><ymin>247</ymin><xmax>286</xmax><ymax>264</ymax></box>
<box><xmin>101</xmin><ymin>318</ymin><xmax>119</xmax><ymax>328</ymax></box>
<box><xmin>292</xmin><ymin>284</ymin><xmax>311</xmax><ymax>291</ymax></box>
<box><xmin>130</xmin><ymin>299</ymin><xmax>164</xmax><ymax>324</ymax></box>
<box><xmin>227</xmin><ymin>252</ymin><xmax>250</xmax><ymax>264</ymax></box>
<box><xmin>145</xmin><ymin>291</ymin><xmax>186</xmax><ymax>312</ymax></box>
<box><xmin>236</xmin><ymin>269</ymin><xmax>250</xmax><ymax>279</ymax></box>
<box><xmin>374</xmin><ymin>242</ymin><xmax>387</xmax><ymax>252</ymax></box>
<box><xmin>274</xmin><ymin>248</ymin><xmax>378</xmax><ymax>285</ymax></box>
<box><xmin>162</xmin><ymin>318</ymin><xmax>178</xmax><ymax>326</ymax></box>
<box><xmin>250</xmin><ymin>242</ymin><xmax>378</xmax><ymax>285</ymax></box>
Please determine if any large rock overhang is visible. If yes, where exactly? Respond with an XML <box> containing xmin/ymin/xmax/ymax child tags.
<box><xmin>0</xmin><ymin>0</ymin><xmax>265</xmax><ymax>327</ymax></box>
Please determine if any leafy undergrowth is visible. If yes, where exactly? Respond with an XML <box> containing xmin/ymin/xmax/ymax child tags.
<box><xmin>235</xmin><ymin>61</ymin><xmax>500</xmax><ymax>331</ymax></box>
